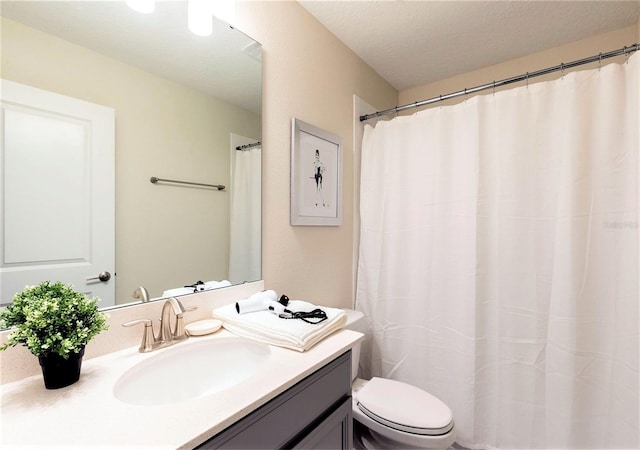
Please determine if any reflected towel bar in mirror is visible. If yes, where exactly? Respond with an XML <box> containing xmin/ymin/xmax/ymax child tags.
<box><xmin>235</xmin><ymin>141</ymin><xmax>261</xmax><ymax>151</ymax></box>
<box><xmin>150</xmin><ymin>176</ymin><xmax>225</xmax><ymax>191</ymax></box>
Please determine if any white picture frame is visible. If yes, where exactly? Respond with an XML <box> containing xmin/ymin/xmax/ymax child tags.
<box><xmin>290</xmin><ymin>118</ymin><xmax>342</xmax><ymax>226</ymax></box>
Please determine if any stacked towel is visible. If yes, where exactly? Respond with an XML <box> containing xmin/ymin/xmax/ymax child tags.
<box><xmin>205</xmin><ymin>280</ymin><xmax>232</xmax><ymax>290</ymax></box>
<box><xmin>212</xmin><ymin>299</ymin><xmax>347</xmax><ymax>352</ymax></box>
<box><xmin>163</xmin><ymin>280</ymin><xmax>232</xmax><ymax>297</ymax></box>
<box><xmin>162</xmin><ymin>287</ymin><xmax>195</xmax><ymax>297</ymax></box>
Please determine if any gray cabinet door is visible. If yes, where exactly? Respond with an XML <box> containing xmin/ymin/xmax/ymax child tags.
<box><xmin>290</xmin><ymin>398</ymin><xmax>352</xmax><ymax>449</ymax></box>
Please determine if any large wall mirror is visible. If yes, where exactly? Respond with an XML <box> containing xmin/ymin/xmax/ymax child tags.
<box><xmin>0</xmin><ymin>1</ymin><xmax>262</xmax><ymax>311</ymax></box>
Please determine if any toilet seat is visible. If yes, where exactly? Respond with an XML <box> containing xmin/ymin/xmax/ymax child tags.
<box><xmin>356</xmin><ymin>377</ymin><xmax>453</xmax><ymax>436</ymax></box>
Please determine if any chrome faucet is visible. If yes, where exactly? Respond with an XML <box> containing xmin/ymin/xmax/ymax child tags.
<box><xmin>158</xmin><ymin>297</ymin><xmax>189</xmax><ymax>343</ymax></box>
<box><xmin>123</xmin><ymin>297</ymin><xmax>196</xmax><ymax>353</ymax></box>
<box><xmin>132</xmin><ymin>286</ymin><xmax>150</xmax><ymax>303</ymax></box>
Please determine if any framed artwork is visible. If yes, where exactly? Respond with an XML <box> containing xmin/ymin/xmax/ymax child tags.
<box><xmin>290</xmin><ymin>118</ymin><xmax>342</xmax><ymax>226</ymax></box>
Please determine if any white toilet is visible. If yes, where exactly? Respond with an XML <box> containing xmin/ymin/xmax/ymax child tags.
<box><xmin>344</xmin><ymin>309</ymin><xmax>456</xmax><ymax>450</ymax></box>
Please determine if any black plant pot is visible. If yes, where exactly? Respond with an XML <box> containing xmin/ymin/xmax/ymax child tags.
<box><xmin>38</xmin><ymin>346</ymin><xmax>85</xmax><ymax>389</ymax></box>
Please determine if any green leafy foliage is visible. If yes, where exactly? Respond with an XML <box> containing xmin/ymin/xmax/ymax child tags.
<box><xmin>0</xmin><ymin>281</ymin><xmax>109</xmax><ymax>358</ymax></box>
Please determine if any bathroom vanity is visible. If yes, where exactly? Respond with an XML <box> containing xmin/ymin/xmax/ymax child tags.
<box><xmin>0</xmin><ymin>328</ymin><xmax>361</xmax><ymax>449</ymax></box>
<box><xmin>199</xmin><ymin>350</ymin><xmax>352</xmax><ymax>449</ymax></box>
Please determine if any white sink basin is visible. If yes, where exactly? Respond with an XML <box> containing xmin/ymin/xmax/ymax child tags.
<box><xmin>113</xmin><ymin>338</ymin><xmax>270</xmax><ymax>406</ymax></box>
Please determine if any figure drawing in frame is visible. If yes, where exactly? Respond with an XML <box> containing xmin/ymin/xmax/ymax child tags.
<box><xmin>313</xmin><ymin>149</ymin><xmax>326</xmax><ymax>207</ymax></box>
<box><xmin>299</xmin><ymin>131</ymin><xmax>338</xmax><ymax>219</ymax></box>
<box><xmin>291</xmin><ymin>118</ymin><xmax>342</xmax><ymax>226</ymax></box>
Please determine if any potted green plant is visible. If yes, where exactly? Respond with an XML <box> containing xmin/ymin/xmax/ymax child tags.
<box><xmin>0</xmin><ymin>281</ymin><xmax>109</xmax><ymax>389</ymax></box>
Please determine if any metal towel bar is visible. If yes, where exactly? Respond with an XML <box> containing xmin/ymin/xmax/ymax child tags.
<box><xmin>150</xmin><ymin>176</ymin><xmax>225</xmax><ymax>191</ymax></box>
<box><xmin>235</xmin><ymin>141</ymin><xmax>261</xmax><ymax>151</ymax></box>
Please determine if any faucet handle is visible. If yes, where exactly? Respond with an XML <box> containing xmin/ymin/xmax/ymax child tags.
<box><xmin>173</xmin><ymin>310</ymin><xmax>195</xmax><ymax>342</ymax></box>
<box><xmin>173</xmin><ymin>303</ymin><xmax>197</xmax><ymax>341</ymax></box>
<box><xmin>122</xmin><ymin>319</ymin><xmax>156</xmax><ymax>353</ymax></box>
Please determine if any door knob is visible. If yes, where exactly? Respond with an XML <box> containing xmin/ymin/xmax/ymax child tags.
<box><xmin>86</xmin><ymin>271</ymin><xmax>111</xmax><ymax>282</ymax></box>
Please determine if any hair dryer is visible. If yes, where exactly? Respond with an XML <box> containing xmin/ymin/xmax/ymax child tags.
<box><xmin>235</xmin><ymin>290</ymin><xmax>290</xmax><ymax>315</ymax></box>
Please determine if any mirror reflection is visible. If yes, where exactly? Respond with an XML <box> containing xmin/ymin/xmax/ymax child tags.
<box><xmin>0</xmin><ymin>1</ymin><xmax>262</xmax><ymax>310</ymax></box>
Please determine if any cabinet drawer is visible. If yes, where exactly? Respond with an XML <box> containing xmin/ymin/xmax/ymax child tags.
<box><xmin>198</xmin><ymin>350</ymin><xmax>351</xmax><ymax>449</ymax></box>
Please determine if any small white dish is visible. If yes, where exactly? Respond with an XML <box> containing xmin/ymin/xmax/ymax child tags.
<box><xmin>185</xmin><ymin>319</ymin><xmax>222</xmax><ymax>336</ymax></box>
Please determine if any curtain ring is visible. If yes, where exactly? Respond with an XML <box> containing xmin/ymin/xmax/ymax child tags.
<box><xmin>492</xmin><ymin>80</ymin><xmax>496</xmax><ymax>96</ymax></box>
<box><xmin>561</xmin><ymin>62</ymin><xmax>564</xmax><ymax>79</ymax></box>
<box><xmin>464</xmin><ymin>88</ymin><xmax>467</xmax><ymax>102</ymax></box>
<box><xmin>525</xmin><ymin>72</ymin><xmax>529</xmax><ymax>89</ymax></box>
<box><xmin>598</xmin><ymin>52</ymin><xmax>602</xmax><ymax>71</ymax></box>
<box><xmin>439</xmin><ymin>94</ymin><xmax>443</xmax><ymax>109</ymax></box>
<box><xmin>624</xmin><ymin>46</ymin><xmax>630</xmax><ymax>64</ymax></box>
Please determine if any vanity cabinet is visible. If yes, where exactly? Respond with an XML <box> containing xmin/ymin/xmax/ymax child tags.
<box><xmin>197</xmin><ymin>350</ymin><xmax>352</xmax><ymax>449</ymax></box>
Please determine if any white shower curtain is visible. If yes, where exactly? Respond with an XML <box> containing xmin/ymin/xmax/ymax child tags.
<box><xmin>357</xmin><ymin>53</ymin><xmax>638</xmax><ymax>449</ymax></box>
<box><xmin>228</xmin><ymin>145</ymin><xmax>261</xmax><ymax>284</ymax></box>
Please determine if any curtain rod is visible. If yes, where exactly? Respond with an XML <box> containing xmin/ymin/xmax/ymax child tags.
<box><xmin>235</xmin><ymin>141</ymin><xmax>261</xmax><ymax>151</ymax></box>
<box><xmin>150</xmin><ymin>176</ymin><xmax>225</xmax><ymax>191</ymax></box>
<box><xmin>360</xmin><ymin>43</ymin><xmax>639</xmax><ymax>122</ymax></box>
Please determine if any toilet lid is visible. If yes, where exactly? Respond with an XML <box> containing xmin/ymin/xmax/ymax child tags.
<box><xmin>356</xmin><ymin>377</ymin><xmax>453</xmax><ymax>436</ymax></box>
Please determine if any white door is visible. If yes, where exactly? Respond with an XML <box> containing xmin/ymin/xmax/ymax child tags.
<box><xmin>0</xmin><ymin>79</ymin><xmax>115</xmax><ymax>307</ymax></box>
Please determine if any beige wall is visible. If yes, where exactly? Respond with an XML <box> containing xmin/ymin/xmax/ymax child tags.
<box><xmin>400</xmin><ymin>24</ymin><xmax>638</xmax><ymax>108</ymax></box>
<box><xmin>1</xmin><ymin>17</ymin><xmax>261</xmax><ymax>304</ymax></box>
<box><xmin>235</xmin><ymin>2</ymin><xmax>398</xmax><ymax>308</ymax></box>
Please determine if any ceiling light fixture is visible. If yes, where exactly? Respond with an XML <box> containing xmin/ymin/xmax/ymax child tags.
<box><xmin>126</xmin><ymin>0</ymin><xmax>237</xmax><ymax>37</ymax></box>
<box><xmin>188</xmin><ymin>0</ymin><xmax>213</xmax><ymax>37</ymax></box>
<box><xmin>125</xmin><ymin>0</ymin><xmax>155</xmax><ymax>14</ymax></box>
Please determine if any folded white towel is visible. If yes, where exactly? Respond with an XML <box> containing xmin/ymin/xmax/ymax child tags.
<box><xmin>204</xmin><ymin>280</ymin><xmax>231</xmax><ymax>290</ymax></box>
<box><xmin>212</xmin><ymin>300</ymin><xmax>347</xmax><ymax>352</ymax></box>
<box><xmin>162</xmin><ymin>287</ymin><xmax>195</xmax><ymax>297</ymax></box>
<box><xmin>163</xmin><ymin>280</ymin><xmax>232</xmax><ymax>297</ymax></box>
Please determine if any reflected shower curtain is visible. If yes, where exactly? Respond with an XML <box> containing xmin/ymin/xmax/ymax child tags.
<box><xmin>228</xmin><ymin>145</ymin><xmax>261</xmax><ymax>284</ymax></box>
<box><xmin>357</xmin><ymin>53</ymin><xmax>638</xmax><ymax>449</ymax></box>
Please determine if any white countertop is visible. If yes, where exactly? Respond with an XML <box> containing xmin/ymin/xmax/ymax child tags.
<box><xmin>0</xmin><ymin>328</ymin><xmax>362</xmax><ymax>449</ymax></box>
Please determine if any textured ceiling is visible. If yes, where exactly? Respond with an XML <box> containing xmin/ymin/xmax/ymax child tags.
<box><xmin>298</xmin><ymin>0</ymin><xmax>640</xmax><ymax>91</ymax></box>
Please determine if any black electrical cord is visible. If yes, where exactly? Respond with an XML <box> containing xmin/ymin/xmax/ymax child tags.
<box><xmin>276</xmin><ymin>295</ymin><xmax>328</xmax><ymax>324</ymax></box>
<box><xmin>278</xmin><ymin>308</ymin><xmax>328</xmax><ymax>324</ymax></box>
<box><xmin>184</xmin><ymin>280</ymin><xmax>205</xmax><ymax>292</ymax></box>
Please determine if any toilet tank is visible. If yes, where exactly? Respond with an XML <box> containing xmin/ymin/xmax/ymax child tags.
<box><xmin>343</xmin><ymin>309</ymin><xmax>366</xmax><ymax>381</ymax></box>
